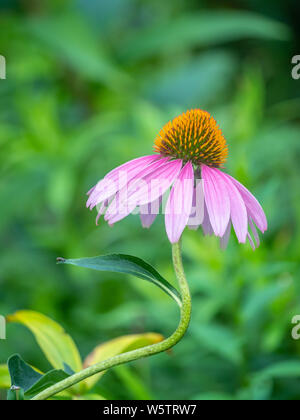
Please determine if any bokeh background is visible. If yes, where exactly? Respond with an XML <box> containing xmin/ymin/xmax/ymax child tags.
<box><xmin>1</xmin><ymin>0</ymin><xmax>300</xmax><ymax>400</ymax></box>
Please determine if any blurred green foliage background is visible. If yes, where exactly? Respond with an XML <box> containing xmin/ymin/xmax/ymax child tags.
<box><xmin>1</xmin><ymin>0</ymin><xmax>300</xmax><ymax>400</ymax></box>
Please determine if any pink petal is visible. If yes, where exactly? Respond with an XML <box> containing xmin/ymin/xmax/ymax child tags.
<box><xmin>105</xmin><ymin>159</ymin><xmax>182</xmax><ymax>225</ymax></box>
<box><xmin>131</xmin><ymin>159</ymin><xmax>182</xmax><ymax>206</ymax></box>
<box><xmin>216</xmin><ymin>170</ymin><xmax>248</xmax><ymax>243</ymax></box>
<box><xmin>87</xmin><ymin>186</ymin><xmax>95</xmax><ymax>195</ymax></box>
<box><xmin>188</xmin><ymin>182</ymin><xmax>204</xmax><ymax>230</ymax></box>
<box><xmin>165</xmin><ymin>162</ymin><xmax>194</xmax><ymax>243</ymax></box>
<box><xmin>140</xmin><ymin>197</ymin><xmax>161</xmax><ymax>228</ymax></box>
<box><xmin>95</xmin><ymin>198</ymin><xmax>111</xmax><ymax>225</ymax></box>
<box><xmin>202</xmin><ymin>202</ymin><xmax>214</xmax><ymax>236</ymax></box>
<box><xmin>249</xmin><ymin>217</ymin><xmax>260</xmax><ymax>247</ymax></box>
<box><xmin>220</xmin><ymin>222</ymin><xmax>231</xmax><ymax>250</ymax></box>
<box><xmin>104</xmin><ymin>190</ymin><xmax>136</xmax><ymax>224</ymax></box>
<box><xmin>225</xmin><ymin>174</ymin><xmax>267</xmax><ymax>233</ymax></box>
<box><xmin>247</xmin><ymin>233</ymin><xmax>256</xmax><ymax>250</ymax></box>
<box><xmin>201</xmin><ymin>165</ymin><xmax>230</xmax><ymax>237</ymax></box>
<box><xmin>102</xmin><ymin>157</ymin><xmax>169</xmax><ymax>221</ymax></box>
<box><xmin>86</xmin><ymin>155</ymin><xmax>160</xmax><ymax>209</ymax></box>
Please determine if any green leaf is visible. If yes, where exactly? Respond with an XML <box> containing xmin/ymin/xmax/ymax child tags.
<box><xmin>57</xmin><ymin>254</ymin><xmax>181</xmax><ymax>307</ymax></box>
<box><xmin>63</xmin><ymin>363</ymin><xmax>75</xmax><ymax>376</ymax></box>
<box><xmin>8</xmin><ymin>354</ymin><xmax>42</xmax><ymax>392</ymax></box>
<box><xmin>25</xmin><ymin>369</ymin><xmax>70</xmax><ymax>397</ymax></box>
<box><xmin>82</xmin><ymin>333</ymin><xmax>164</xmax><ymax>390</ymax></box>
<box><xmin>7</xmin><ymin>354</ymin><xmax>72</xmax><ymax>399</ymax></box>
<box><xmin>7</xmin><ymin>311</ymin><xmax>82</xmax><ymax>372</ymax></box>
<box><xmin>121</xmin><ymin>11</ymin><xmax>290</xmax><ymax>61</ymax></box>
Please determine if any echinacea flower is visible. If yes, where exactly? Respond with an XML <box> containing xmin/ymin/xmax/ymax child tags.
<box><xmin>87</xmin><ymin>109</ymin><xmax>267</xmax><ymax>247</ymax></box>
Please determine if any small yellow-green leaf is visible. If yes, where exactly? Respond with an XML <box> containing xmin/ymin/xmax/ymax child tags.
<box><xmin>0</xmin><ymin>364</ymin><xmax>10</xmax><ymax>389</ymax></box>
<box><xmin>83</xmin><ymin>333</ymin><xmax>163</xmax><ymax>390</ymax></box>
<box><xmin>7</xmin><ymin>311</ymin><xmax>82</xmax><ymax>373</ymax></box>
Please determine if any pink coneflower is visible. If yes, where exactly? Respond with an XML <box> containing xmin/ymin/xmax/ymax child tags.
<box><xmin>87</xmin><ymin>109</ymin><xmax>267</xmax><ymax>248</ymax></box>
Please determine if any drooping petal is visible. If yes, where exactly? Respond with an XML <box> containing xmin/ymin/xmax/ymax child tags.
<box><xmin>87</xmin><ymin>185</ymin><xmax>96</xmax><ymax>195</ymax></box>
<box><xmin>248</xmin><ymin>217</ymin><xmax>260</xmax><ymax>247</ymax></box>
<box><xmin>201</xmin><ymin>165</ymin><xmax>230</xmax><ymax>237</ymax></box>
<box><xmin>165</xmin><ymin>162</ymin><xmax>194</xmax><ymax>243</ymax></box>
<box><xmin>216</xmin><ymin>170</ymin><xmax>248</xmax><ymax>243</ymax></box>
<box><xmin>86</xmin><ymin>155</ymin><xmax>160</xmax><ymax>209</ymax></box>
<box><xmin>188</xmin><ymin>181</ymin><xmax>204</xmax><ymax>230</ymax></box>
<box><xmin>131</xmin><ymin>159</ymin><xmax>183</xmax><ymax>206</ymax></box>
<box><xmin>201</xmin><ymin>202</ymin><xmax>214</xmax><ymax>236</ymax></box>
<box><xmin>140</xmin><ymin>196</ymin><xmax>161</xmax><ymax>228</ymax></box>
<box><xmin>225</xmin><ymin>174</ymin><xmax>267</xmax><ymax>233</ymax></box>
<box><xmin>247</xmin><ymin>233</ymin><xmax>256</xmax><ymax>250</ymax></box>
<box><xmin>105</xmin><ymin>159</ymin><xmax>182</xmax><ymax>225</ymax></box>
<box><xmin>104</xmin><ymin>189</ymin><xmax>136</xmax><ymax>225</ymax></box>
<box><xmin>220</xmin><ymin>222</ymin><xmax>231</xmax><ymax>250</ymax></box>
<box><xmin>95</xmin><ymin>198</ymin><xmax>111</xmax><ymax>225</ymax></box>
<box><xmin>187</xmin><ymin>186</ymin><xmax>199</xmax><ymax>231</ymax></box>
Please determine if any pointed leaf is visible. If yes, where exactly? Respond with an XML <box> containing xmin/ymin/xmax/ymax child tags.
<box><xmin>57</xmin><ymin>254</ymin><xmax>181</xmax><ymax>307</ymax></box>
<box><xmin>8</xmin><ymin>354</ymin><xmax>42</xmax><ymax>392</ymax></box>
<box><xmin>25</xmin><ymin>369</ymin><xmax>70</xmax><ymax>397</ymax></box>
<box><xmin>7</xmin><ymin>354</ymin><xmax>73</xmax><ymax>399</ymax></box>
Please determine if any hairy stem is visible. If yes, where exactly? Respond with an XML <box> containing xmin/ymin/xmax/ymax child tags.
<box><xmin>31</xmin><ymin>241</ymin><xmax>191</xmax><ymax>400</ymax></box>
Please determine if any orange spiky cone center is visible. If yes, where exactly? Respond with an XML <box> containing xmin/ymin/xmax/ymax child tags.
<box><xmin>154</xmin><ymin>109</ymin><xmax>228</xmax><ymax>168</ymax></box>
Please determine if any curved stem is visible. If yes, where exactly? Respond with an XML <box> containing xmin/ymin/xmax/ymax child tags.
<box><xmin>31</xmin><ymin>241</ymin><xmax>191</xmax><ymax>400</ymax></box>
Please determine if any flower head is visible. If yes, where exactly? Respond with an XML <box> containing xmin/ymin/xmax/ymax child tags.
<box><xmin>154</xmin><ymin>109</ymin><xmax>228</xmax><ymax>168</ymax></box>
<box><xmin>87</xmin><ymin>109</ymin><xmax>267</xmax><ymax>247</ymax></box>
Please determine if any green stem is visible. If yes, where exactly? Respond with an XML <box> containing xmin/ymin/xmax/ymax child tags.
<box><xmin>31</xmin><ymin>241</ymin><xmax>191</xmax><ymax>400</ymax></box>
